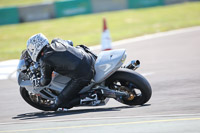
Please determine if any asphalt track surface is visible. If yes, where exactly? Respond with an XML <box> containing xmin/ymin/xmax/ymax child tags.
<box><xmin>0</xmin><ymin>27</ymin><xmax>200</xmax><ymax>132</ymax></box>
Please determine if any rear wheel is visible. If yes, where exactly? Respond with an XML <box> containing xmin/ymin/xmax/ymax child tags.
<box><xmin>106</xmin><ymin>68</ymin><xmax>152</xmax><ymax>105</ymax></box>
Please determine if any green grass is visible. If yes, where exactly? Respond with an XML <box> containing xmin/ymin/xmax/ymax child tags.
<box><xmin>0</xmin><ymin>2</ymin><xmax>200</xmax><ymax>61</ymax></box>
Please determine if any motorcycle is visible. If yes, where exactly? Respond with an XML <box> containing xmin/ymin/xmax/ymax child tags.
<box><xmin>17</xmin><ymin>49</ymin><xmax>152</xmax><ymax>111</ymax></box>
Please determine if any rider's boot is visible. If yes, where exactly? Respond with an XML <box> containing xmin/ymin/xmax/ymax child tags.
<box><xmin>51</xmin><ymin>79</ymin><xmax>89</xmax><ymax>111</ymax></box>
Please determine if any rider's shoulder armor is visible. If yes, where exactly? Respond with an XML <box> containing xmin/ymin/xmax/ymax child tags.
<box><xmin>50</xmin><ymin>38</ymin><xmax>70</xmax><ymax>52</ymax></box>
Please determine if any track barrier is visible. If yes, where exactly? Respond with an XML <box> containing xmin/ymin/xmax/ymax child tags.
<box><xmin>0</xmin><ymin>0</ymin><xmax>196</xmax><ymax>25</ymax></box>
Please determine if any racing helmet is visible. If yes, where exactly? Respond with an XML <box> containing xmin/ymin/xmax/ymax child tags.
<box><xmin>27</xmin><ymin>33</ymin><xmax>49</xmax><ymax>62</ymax></box>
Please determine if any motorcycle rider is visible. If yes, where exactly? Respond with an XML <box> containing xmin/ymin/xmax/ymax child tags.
<box><xmin>26</xmin><ymin>33</ymin><xmax>96</xmax><ymax>111</ymax></box>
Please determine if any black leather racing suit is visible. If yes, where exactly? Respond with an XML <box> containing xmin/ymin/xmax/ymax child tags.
<box><xmin>39</xmin><ymin>39</ymin><xmax>96</xmax><ymax>109</ymax></box>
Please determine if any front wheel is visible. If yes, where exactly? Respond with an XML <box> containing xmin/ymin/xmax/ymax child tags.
<box><xmin>20</xmin><ymin>87</ymin><xmax>55</xmax><ymax>111</ymax></box>
<box><xmin>106</xmin><ymin>68</ymin><xmax>152</xmax><ymax>105</ymax></box>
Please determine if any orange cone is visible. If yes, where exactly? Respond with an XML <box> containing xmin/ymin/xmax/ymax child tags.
<box><xmin>101</xmin><ymin>18</ymin><xmax>112</xmax><ymax>51</ymax></box>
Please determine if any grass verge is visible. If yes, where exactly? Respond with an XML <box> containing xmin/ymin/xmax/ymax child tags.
<box><xmin>0</xmin><ymin>2</ymin><xmax>200</xmax><ymax>61</ymax></box>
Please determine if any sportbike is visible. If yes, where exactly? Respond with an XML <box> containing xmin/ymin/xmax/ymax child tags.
<box><xmin>17</xmin><ymin>49</ymin><xmax>152</xmax><ymax>111</ymax></box>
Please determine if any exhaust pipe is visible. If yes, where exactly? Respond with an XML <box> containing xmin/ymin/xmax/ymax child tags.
<box><xmin>125</xmin><ymin>60</ymin><xmax>140</xmax><ymax>70</ymax></box>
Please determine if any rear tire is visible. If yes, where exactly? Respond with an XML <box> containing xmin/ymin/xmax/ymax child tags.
<box><xmin>106</xmin><ymin>68</ymin><xmax>152</xmax><ymax>105</ymax></box>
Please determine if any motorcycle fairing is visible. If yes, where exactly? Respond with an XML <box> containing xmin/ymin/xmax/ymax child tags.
<box><xmin>94</xmin><ymin>49</ymin><xmax>126</xmax><ymax>83</ymax></box>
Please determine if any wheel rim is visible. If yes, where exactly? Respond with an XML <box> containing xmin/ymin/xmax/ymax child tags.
<box><xmin>23</xmin><ymin>88</ymin><xmax>55</xmax><ymax>109</ymax></box>
<box><xmin>108</xmin><ymin>79</ymin><xmax>144</xmax><ymax>104</ymax></box>
<box><xmin>28</xmin><ymin>92</ymin><xmax>54</xmax><ymax>107</ymax></box>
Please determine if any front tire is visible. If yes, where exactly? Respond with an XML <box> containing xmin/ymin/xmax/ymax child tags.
<box><xmin>106</xmin><ymin>68</ymin><xmax>152</xmax><ymax>105</ymax></box>
<box><xmin>20</xmin><ymin>87</ymin><xmax>55</xmax><ymax>111</ymax></box>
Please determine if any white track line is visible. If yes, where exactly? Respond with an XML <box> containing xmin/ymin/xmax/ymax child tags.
<box><xmin>0</xmin><ymin>59</ymin><xmax>19</xmax><ymax>80</ymax></box>
<box><xmin>1</xmin><ymin>113</ymin><xmax>200</xmax><ymax>125</ymax></box>
<box><xmin>141</xmin><ymin>72</ymin><xmax>154</xmax><ymax>77</ymax></box>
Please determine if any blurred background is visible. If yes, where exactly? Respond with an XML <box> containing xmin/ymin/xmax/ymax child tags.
<box><xmin>0</xmin><ymin>0</ymin><xmax>200</xmax><ymax>61</ymax></box>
